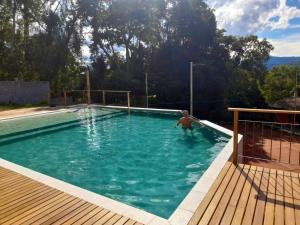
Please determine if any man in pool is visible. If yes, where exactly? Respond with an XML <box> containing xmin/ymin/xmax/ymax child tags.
<box><xmin>176</xmin><ymin>110</ymin><xmax>193</xmax><ymax>129</ymax></box>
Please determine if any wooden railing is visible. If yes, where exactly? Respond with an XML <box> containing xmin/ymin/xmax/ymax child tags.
<box><xmin>63</xmin><ymin>89</ymin><xmax>131</xmax><ymax>108</ymax></box>
<box><xmin>229</xmin><ymin>108</ymin><xmax>300</xmax><ymax>165</ymax></box>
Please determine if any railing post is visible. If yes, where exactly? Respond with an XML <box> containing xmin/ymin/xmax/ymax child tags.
<box><xmin>233</xmin><ymin>110</ymin><xmax>239</xmax><ymax>165</ymax></box>
<box><xmin>127</xmin><ymin>91</ymin><xmax>131</xmax><ymax>109</ymax></box>
<box><xmin>63</xmin><ymin>89</ymin><xmax>67</xmax><ymax>106</ymax></box>
<box><xmin>102</xmin><ymin>91</ymin><xmax>106</xmax><ymax>105</ymax></box>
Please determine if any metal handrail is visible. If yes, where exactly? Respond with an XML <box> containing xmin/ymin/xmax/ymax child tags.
<box><xmin>68</xmin><ymin>90</ymin><xmax>131</xmax><ymax>93</ymax></box>
<box><xmin>229</xmin><ymin>107</ymin><xmax>300</xmax><ymax>166</ymax></box>
<box><xmin>63</xmin><ymin>89</ymin><xmax>131</xmax><ymax>108</ymax></box>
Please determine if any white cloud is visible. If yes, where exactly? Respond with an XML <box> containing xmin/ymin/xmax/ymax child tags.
<box><xmin>268</xmin><ymin>33</ymin><xmax>300</xmax><ymax>56</ymax></box>
<box><xmin>207</xmin><ymin>0</ymin><xmax>300</xmax><ymax>35</ymax></box>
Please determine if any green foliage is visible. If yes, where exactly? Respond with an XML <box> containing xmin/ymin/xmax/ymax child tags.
<box><xmin>0</xmin><ymin>0</ymin><xmax>85</xmax><ymax>94</ymax></box>
<box><xmin>261</xmin><ymin>66</ymin><xmax>300</xmax><ymax>104</ymax></box>
<box><xmin>223</xmin><ymin>35</ymin><xmax>273</xmax><ymax>108</ymax></box>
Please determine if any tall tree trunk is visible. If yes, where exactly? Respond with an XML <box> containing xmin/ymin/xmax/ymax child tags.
<box><xmin>23</xmin><ymin>0</ymin><xmax>30</xmax><ymax>58</ymax></box>
<box><xmin>12</xmin><ymin>0</ymin><xmax>17</xmax><ymax>43</ymax></box>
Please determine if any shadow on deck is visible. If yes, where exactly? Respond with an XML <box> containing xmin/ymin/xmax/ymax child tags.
<box><xmin>188</xmin><ymin>161</ymin><xmax>300</xmax><ymax>225</ymax></box>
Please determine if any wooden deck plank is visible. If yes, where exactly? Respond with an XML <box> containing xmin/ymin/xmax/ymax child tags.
<box><xmin>0</xmin><ymin>169</ymin><xmax>16</xmax><ymax>177</ymax></box>
<box><xmin>0</xmin><ymin>180</ymin><xmax>36</xmax><ymax>195</ymax></box>
<box><xmin>292</xmin><ymin>172</ymin><xmax>300</xmax><ymax>225</ymax></box>
<box><xmin>284</xmin><ymin>171</ymin><xmax>296</xmax><ymax>225</ymax></box>
<box><xmin>0</xmin><ymin>182</ymin><xmax>48</xmax><ymax>205</ymax></box>
<box><xmin>2</xmin><ymin>161</ymin><xmax>300</xmax><ymax>225</ymax></box>
<box><xmin>263</xmin><ymin>169</ymin><xmax>276</xmax><ymax>225</ymax></box>
<box><xmin>29</xmin><ymin>198</ymin><xmax>83</xmax><ymax>224</ymax></box>
<box><xmin>197</xmin><ymin>163</ymin><xmax>237</xmax><ymax>225</ymax></box>
<box><xmin>57</xmin><ymin>205</ymin><xmax>98</xmax><ymax>225</ymax></box>
<box><xmin>15</xmin><ymin>196</ymin><xmax>76</xmax><ymax>224</ymax></box>
<box><xmin>71</xmin><ymin>207</ymin><xmax>104</xmax><ymax>224</ymax></box>
<box><xmin>93</xmin><ymin>211</ymin><xmax>116</xmax><ymax>224</ymax></box>
<box><xmin>0</xmin><ymin>182</ymin><xmax>44</xmax><ymax>202</ymax></box>
<box><xmin>0</xmin><ymin>178</ymin><xmax>36</xmax><ymax>191</ymax></box>
<box><xmin>275</xmin><ymin>170</ymin><xmax>285</xmax><ymax>225</ymax></box>
<box><xmin>230</xmin><ymin>165</ymin><xmax>257</xmax><ymax>225</ymax></box>
<box><xmin>82</xmin><ymin>208</ymin><xmax>110</xmax><ymax>224</ymax></box>
<box><xmin>104</xmin><ymin>214</ymin><xmax>123</xmax><ymax>225</ymax></box>
<box><xmin>241</xmin><ymin>166</ymin><xmax>264</xmax><ymax>225</ymax></box>
<box><xmin>0</xmin><ymin>185</ymin><xmax>53</xmax><ymax>212</ymax></box>
<box><xmin>0</xmin><ymin>174</ymin><xmax>27</xmax><ymax>187</ymax></box>
<box><xmin>208</xmin><ymin>164</ymin><xmax>245</xmax><ymax>225</ymax></box>
<box><xmin>124</xmin><ymin>219</ymin><xmax>137</xmax><ymax>225</ymax></box>
<box><xmin>114</xmin><ymin>217</ymin><xmax>130</xmax><ymax>225</ymax></box>
<box><xmin>189</xmin><ymin>163</ymin><xmax>300</xmax><ymax>225</ymax></box>
<box><xmin>51</xmin><ymin>203</ymin><xmax>93</xmax><ymax>225</ymax></box>
<box><xmin>0</xmin><ymin>189</ymin><xmax>62</xmax><ymax>222</ymax></box>
<box><xmin>0</xmin><ymin>166</ymin><xmax>141</xmax><ymax>225</ymax></box>
<box><xmin>220</xmin><ymin>164</ymin><xmax>251</xmax><ymax>225</ymax></box>
<box><xmin>188</xmin><ymin>162</ymin><xmax>232</xmax><ymax>225</ymax></box>
<box><xmin>39</xmin><ymin>200</ymin><xmax>87</xmax><ymax>225</ymax></box>
<box><xmin>252</xmin><ymin>167</ymin><xmax>270</xmax><ymax>225</ymax></box>
<box><xmin>0</xmin><ymin>179</ymin><xmax>40</xmax><ymax>197</ymax></box>
<box><xmin>2</xmin><ymin>192</ymin><xmax>68</xmax><ymax>224</ymax></box>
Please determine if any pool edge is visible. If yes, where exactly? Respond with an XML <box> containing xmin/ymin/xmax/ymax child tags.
<box><xmin>168</xmin><ymin>120</ymin><xmax>243</xmax><ymax>225</ymax></box>
<box><xmin>0</xmin><ymin>106</ymin><xmax>243</xmax><ymax>225</ymax></box>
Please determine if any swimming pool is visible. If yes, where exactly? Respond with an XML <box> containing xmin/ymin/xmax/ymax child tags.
<box><xmin>0</xmin><ymin>107</ymin><xmax>230</xmax><ymax>219</ymax></box>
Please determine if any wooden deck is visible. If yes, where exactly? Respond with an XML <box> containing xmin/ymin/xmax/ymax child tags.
<box><xmin>0</xmin><ymin>167</ymin><xmax>142</xmax><ymax>225</ymax></box>
<box><xmin>2</xmin><ymin>162</ymin><xmax>300</xmax><ymax>225</ymax></box>
<box><xmin>188</xmin><ymin>161</ymin><xmax>300</xmax><ymax>225</ymax></box>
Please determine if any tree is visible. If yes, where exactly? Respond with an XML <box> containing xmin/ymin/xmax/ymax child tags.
<box><xmin>0</xmin><ymin>0</ymin><xmax>87</xmax><ymax>93</ymax></box>
<box><xmin>0</xmin><ymin>0</ymin><xmax>274</xmax><ymax>119</ymax></box>
<box><xmin>223</xmin><ymin>35</ymin><xmax>273</xmax><ymax>108</ymax></box>
<box><xmin>91</xmin><ymin>0</ymin><xmax>163</xmax><ymax>73</ymax></box>
<box><xmin>261</xmin><ymin>66</ymin><xmax>300</xmax><ymax>104</ymax></box>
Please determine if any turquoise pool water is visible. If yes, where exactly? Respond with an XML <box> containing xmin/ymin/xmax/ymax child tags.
<box><xmin>0</xmin><ymin>108</ymin><xmax>229</xmax><ymax>218</ymax></box>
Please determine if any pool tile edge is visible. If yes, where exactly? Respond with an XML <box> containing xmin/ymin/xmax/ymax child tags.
<box><xmin>168</xmin><ymin>121</ymin><xmax>243</xmax><ymax>225</ymax></box>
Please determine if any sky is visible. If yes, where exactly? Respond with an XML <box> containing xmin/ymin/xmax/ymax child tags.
<box><xmin>206</xmin><ymin>0</ymin><xmax>300</xmax><ymax>57</ymax></box>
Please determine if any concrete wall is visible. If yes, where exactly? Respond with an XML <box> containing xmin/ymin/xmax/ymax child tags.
<box><xmin>0</xmin><ymin>81</ymin><xmax>50</xmax><ymax>104</ymax></box>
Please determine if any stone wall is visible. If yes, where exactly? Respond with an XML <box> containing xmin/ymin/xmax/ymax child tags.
<box><xmin>0</xmin><ymin>81</ymin><xmax>50</xmax><ymax>104</ymax></box>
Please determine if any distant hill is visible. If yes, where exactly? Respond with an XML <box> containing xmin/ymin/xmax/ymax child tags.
<box><xmin>290</xmin><ymin>60</ymin><xmax>300</xmax><ymax>67</ymax></box>
<box><xmin>267</xmin><ymin>56</ymin><xmax>300</xmax><ymax>69</ymax></box>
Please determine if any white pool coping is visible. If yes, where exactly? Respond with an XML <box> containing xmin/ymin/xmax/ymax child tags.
<box><xmin>0</xmin><ymin>106</ymin><xmax>243</xmax><ymax>225</ymax></box>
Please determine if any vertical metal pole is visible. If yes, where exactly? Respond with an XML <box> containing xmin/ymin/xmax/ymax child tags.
<box><xmin>233</xmin><ymin>111</ymin><xmax>239</xmax><ymax>165</ymax></box>
<box><xmin>294</xmin><ymin>73</ymin><xmax>298</xmax><ymax>123</ymax></box>
<box><xmin>289</xmin><ymin>123</ymin><xmax>293</xmax><ymax>164</ymax></box>
<box><xmin>102</xmin><ymin>91</ymin><xmax>106</xmax><ymax>105</ymax></box>
<box><xmin>127</xmin><ymin>92</ymin><xmax>131</xmax><ymax>109</ymax></box>
<box><xmin>86</xmin><ymin>69</ymin><xmax>91</xmax><ymax>105</ymax></box>
<box><xmin>295</xmin><ymin>72</ymin><xmax>298</xmax><ymax>98</ymax></box>
<box><xmin>280</xmin><ymin>124</ymin><xmax>282</xmax><ymax>162</ymax></box>
<box><xmin>145</xmin><ymin>72</ymin><xmax>149</xmax><ymax>108</ymax></box>
<box><xmin>190</xmin><ymin>62</ymin><xmax>193</xmax><ymax>116</ymax></box>
<box><xmin>270</xmin><ymin>123</ymin><xmax>273</xmax><ymax>160</ymax></box>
